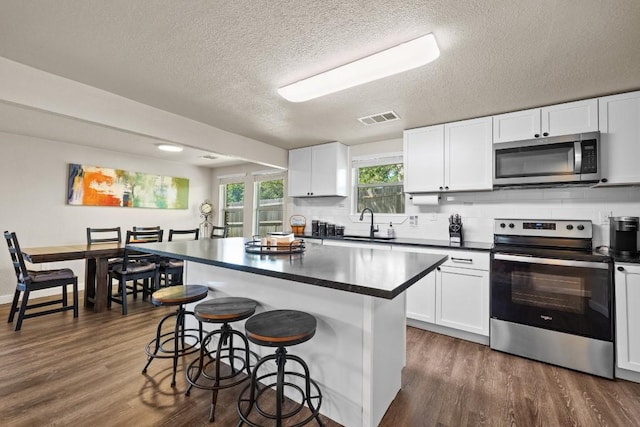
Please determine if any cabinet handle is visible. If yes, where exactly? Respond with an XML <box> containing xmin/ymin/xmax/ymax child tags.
<box><xmin>445</xmin><ymin>186</ymin><xmax>449</xmax><ymax>190</ymax></box>
<box><xmin>439</xmin><ymin>186</ymin><xmax>443</xmax><ymax>190</ymax></box>
<box><xmin>601</xmin><ymin>178</ymin><xmax>608</xmax><ymax>183</ymax></box>
<box><xmin>451</xmin><ymin>257</ymin><xmax>473</xmax><ymax>264</ymax></box>
<box><xmin>437</xmin><ymin>267</ymin><xmax>441</xmax><ymax>271</ymax></box>
<box><xmin>618</xmin><ymin>266</ymin><xmax>624</xmax><ymax>272</ymax></box>
<box><xmin>534</xmin><ymin>134</ymin><xmax>540</xmax><ymax>138</ymax></box>
<box><xmin>543</xmin><ymin>132</ymin><xmax>549</xmax><ymax>137</ymax></box>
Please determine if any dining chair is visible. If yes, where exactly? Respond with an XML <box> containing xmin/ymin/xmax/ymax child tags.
<box><xmin>108</xmin><ymin>229</ymin><xmax>163</xmax><ymax>315</ymax></box>
<box><xmin>86</xmin><ymin>227</ymin><xmax>122</xmax><ymax>245</ymax></box>
<box><xmin>211</xmin><ymin>226</ymin><xmax>228</xmax><ymax>238</ymax></box>
<box><xmin>4</xmin><ymin>231</ymin><xmax>78</xmax><ymax>331</ymax></box>
<box><xmin>159</xmin><ymin>228</ymin><xmax>199</xmax><ymax>287</ymax></box>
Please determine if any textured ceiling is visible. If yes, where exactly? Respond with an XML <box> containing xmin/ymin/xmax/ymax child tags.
<box><xmin>1</xmin><ymin>0</ymin><xmax>639</xmax><ymax>156</ymax></box>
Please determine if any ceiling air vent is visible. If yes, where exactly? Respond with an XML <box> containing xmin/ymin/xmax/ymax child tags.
<box><xmin>357</xmin><ymin>110</ymin><xmax>400</xmax><ymax>126</ymax></box>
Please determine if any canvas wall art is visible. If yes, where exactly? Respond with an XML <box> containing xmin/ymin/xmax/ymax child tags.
<box><xmin>67</xmin><ymin>163</ymin><xmax>189</xmax><ymax>209</ymax></box>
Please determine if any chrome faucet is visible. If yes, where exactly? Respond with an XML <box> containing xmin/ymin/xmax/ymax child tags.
<box><xmin>359</xmin><ymin>208</ymin><xmax>379</xmax><ymax>238</ymax></box>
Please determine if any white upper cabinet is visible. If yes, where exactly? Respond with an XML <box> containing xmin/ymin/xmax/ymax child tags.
<box><xmin>403</xmin><ymin>124</ymin><xmax>445</xmax><ymax>193</ymax></box>
<box><xmin>493</xmin><ymin>99</ymin><xmax>598</xmax><ymax>143</ymax></box>
<box><xmin>445</xmin><ymin>116</ymin><xmax>493</xmax><ymax>191</ymax></box>
<box><xmin>404</xmin><ymin>117</ymin><xmax>492</xmax><ymax>193</ymax></box>
<box><xmin>288</xmin><ymin>142</ymin><xmax>348</xmax><ymax>197</ymax></box>
<box><xmin>598</xmin><ymin>91</ymin><xmax>640</xmax><ymax>186</ymax></box>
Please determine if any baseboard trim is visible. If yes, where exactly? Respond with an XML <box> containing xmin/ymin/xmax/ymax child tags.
<box><xmin>407</xmin><ymin>317</ymin><xmax>490</xmax><ymax>346</ymax></box>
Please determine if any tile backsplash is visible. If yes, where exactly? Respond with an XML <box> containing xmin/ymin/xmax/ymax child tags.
<box><xmin>288</xmin><ymin>186</ymin><xmax>640</xmax><ymax>247</ymax></box>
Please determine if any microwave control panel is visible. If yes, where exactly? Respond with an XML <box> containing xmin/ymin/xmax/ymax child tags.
<box><xmin>581</xmin><ymin>140</ymin><xmax>598</xmax><ymax>173</ymax></box>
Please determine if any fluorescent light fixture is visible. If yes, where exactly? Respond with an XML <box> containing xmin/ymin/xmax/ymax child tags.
<box><xmin>278</xmin><ymin>33</ymin><xmax>440</xmax><ymax>102</ymax></box>
<box><xmin>157</xmin><ymin>144</ymin><xmax>183</xmax><ymax>152</ymax></box>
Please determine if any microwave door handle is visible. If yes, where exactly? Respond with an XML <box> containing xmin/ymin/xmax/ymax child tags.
<box><xmin>574</xmin><ymin>141</ymin><xmax>582</xmax><ymax>173</ymax></box>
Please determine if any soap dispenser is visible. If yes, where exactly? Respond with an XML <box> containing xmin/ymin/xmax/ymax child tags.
<box><xmin>387</xmin><ymin>222</ymin><xmax>395</xmax><ymax>238</ymax></box>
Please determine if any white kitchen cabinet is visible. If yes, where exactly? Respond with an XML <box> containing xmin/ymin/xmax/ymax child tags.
<box><xmin>493</xmin><ymin>98</ymin><xmax>598</xmax><ymax>143</ymax></box>
<box><xmin>436</xmin><ymin>265</ymin><xmax>489</xmax><ymax>336</ymax></box>
<box><xmin>444</xmin><ymin>117</ymin><xmax>493</xmax><ymax>191</ymax></box>
<box><xmin>287</xmin><ymin>142</ymin><xmax>348</xmax><ymax>197</ymax></box>
<box><xmin>404</xmin><ymin>124</ymin><xmax>445</xmax><ymax>193</ymax></box>
<box><xmin>393</xmin><ymin>246</ymin><xmax>490</xmax><ymax>337</ymax></box>
<box><xmin>403</xmin><ymin>116</ymin><xmax>492</xmax><ymax>193</ymax></box>
<box><xmin>615</xmin><ymin>263</ymin><xmax>640</xmax><ymax>373</ymax></box>
<box><xmin>598</xmin><ymin>91</ymin><xmax>640</xmax><ymax>185</ymax></box>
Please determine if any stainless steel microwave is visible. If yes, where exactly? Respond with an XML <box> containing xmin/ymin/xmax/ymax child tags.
<box><xmin>493</xmin><ymin>131</ymin><xmax>600</xmax><ymax>187</ymax></box>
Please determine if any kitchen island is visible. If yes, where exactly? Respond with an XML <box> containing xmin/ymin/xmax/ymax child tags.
<box><xmin>129</xmin><ymin>237</ymin><xmax>447</xmax><ymax>427</ymax></box>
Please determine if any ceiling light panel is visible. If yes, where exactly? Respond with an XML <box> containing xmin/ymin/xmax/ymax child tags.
<box><xmin>278</xmin><ymin>34</ymin><xmax>440</xmax><ymax>103</ymax></box>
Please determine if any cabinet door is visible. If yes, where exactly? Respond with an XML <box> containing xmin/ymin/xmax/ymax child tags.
<box><xmin>615</xmin><ymin>263</ymin><xmax>640</xmax><ymax>372</ymax></box>
<box><xmin>288</xmin><ymin>147</ymin><xmax>312</xmax><ymax>197</ymax></box>
<box><xmin>598</xmin><ymin>91</ymin><xmax>640</xmax><ymax>185</ymax></box>
<box><xmin>406</xmin><ymin>270</ymin><xmax>436</xmax><ymax>323</ymax></box>
<box><xmin>492</xmin><ymin>108</ymin><xmax>541</xmax><ymax>143</ymax></box>
<box><xmin>436</xmin><ymin>266</ymin><xmax>489</xmax><ymax>336</ymax></box>
<box><xmin>403</xmin><ymin>125</ymin><xmax>445</xmax><ymax>193</ymax></box>
<box><xmin>541</xmin><ymin>98</ymin><xmax>598</xmax><ymax>136</ymax></box>
<box><xmin>310</xmin><ymin>142</ymin><xmax>348</xmax><ymax>196</ymax></box>
<box><xmin>445</xmin><ymin>116</ymin><xmax>493</xmax><ymax>191</ymax></box>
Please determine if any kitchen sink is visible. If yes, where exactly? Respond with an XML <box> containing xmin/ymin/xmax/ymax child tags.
<box><xmin>342</xmin><ymin>234</ymin><xmax>396</xmax><ymax>241</ymax></box>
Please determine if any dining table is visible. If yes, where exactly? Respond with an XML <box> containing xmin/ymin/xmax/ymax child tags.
<box><xmin>21</xmin><ymin>242</ymin><xmax>125</xmax><ymax>312</ymax></box>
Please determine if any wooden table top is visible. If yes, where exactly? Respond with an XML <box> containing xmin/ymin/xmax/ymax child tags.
<box><xmin>22</xmin><ymin>242</ymin><xmax>124</xmax><ymax>263</ymax></box>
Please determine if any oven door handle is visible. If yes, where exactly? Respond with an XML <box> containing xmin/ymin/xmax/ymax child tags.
<box><xmin>493</xmin><ymin>253</ymin><xmax>610</xmax><ymax>269</ymax></box>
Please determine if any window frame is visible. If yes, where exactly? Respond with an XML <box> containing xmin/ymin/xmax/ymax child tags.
<box><xmin>253</xmin><ymin>176</ymin><xmax>285</xmax><ymax>236</ymax></box>
<box><xmin>219</xmin><ymin>181</ymin><xmax>245</xmax><ymax>237</ymax></box>
<box><xmin>352</xmin><ymin>152</ymin><xmax>405</xmax><ymax>215</ymax></box>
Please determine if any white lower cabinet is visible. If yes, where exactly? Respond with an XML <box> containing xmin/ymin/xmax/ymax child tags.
<box><xmin>436</xmin><ymin>265</ymin><xmax>489</xmax><ymax>336</ymax></box>
<box><xmin>393</xmin><ymin>246</ymin><xmax>490</xmax><ymax>338</ymax></box>
<box><xmin>615</xmin><ymin>263</ymin><xmax>640</xmax><ymax>373</ymax></box>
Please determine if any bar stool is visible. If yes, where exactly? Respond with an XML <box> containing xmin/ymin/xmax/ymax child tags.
<box><xmin>237</xmin><ymin>310</ymin><xmax>323</xmax><ymax>427</ymax></box>
<box><xmin>185</xmin><ymin>297</ymin><xmax>259</xmax><ymax>422</ymax></box>
<box><xmin>142</xmin><ymin>285</ymin><xmax>209</xmax><ymax>386</ymax></box>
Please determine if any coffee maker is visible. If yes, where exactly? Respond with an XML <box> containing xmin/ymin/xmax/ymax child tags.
<box><xmin>610</xmin><ymin>216</ymin><xmax>639</xmax><ymax>256</ymax></box>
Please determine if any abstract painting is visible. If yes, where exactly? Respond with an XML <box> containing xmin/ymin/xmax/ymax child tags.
<box><xmin>67</xmin><ymin>163</ymin><xmax>189</xmax><ymax>209</ymax></box>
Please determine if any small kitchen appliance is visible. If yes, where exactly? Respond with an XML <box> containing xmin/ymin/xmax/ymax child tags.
<box><xmin>448</xmin><ymin>214</ymin><xmax>463</xmax><ymax>245</ymax></box>
<box><xmin>490</xmin><ymin>218</ymin><xmax>614</xmax><ymax>378</ymax></box>
<box><xmin>609</xmin><ymin>216</ymin><xmax>639</xmax><ymax>256</ymax></box>
<box><xmin>311</xmin><ymin>220</ymin><xmax>319</xmax><ymax>236</ymax></box>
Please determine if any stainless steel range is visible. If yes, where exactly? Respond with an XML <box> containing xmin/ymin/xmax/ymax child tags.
<box><xmin>490</xmin><ymin>219</ymin><xmax>614</xmax><ymax>378</ymax></box>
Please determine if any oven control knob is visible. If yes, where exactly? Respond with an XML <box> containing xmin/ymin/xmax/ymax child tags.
<box><xmin>508</xmin><ymin>223</ymin><xmax>515</xmax><ymax>228</ymax></box>
<box><xmin>566</xmin><ymin>224</ymin><xmax>574</xmax><ymax>230</ymax></box>
<box><xmin>500</xmin><ymin>223</ymin><xmax>506</xmax><ymax>228</ymax></box>
<box><xmin>577</xmin><ymin>225</ymin><xmax>585</xmax><ymax>231</ymax></box>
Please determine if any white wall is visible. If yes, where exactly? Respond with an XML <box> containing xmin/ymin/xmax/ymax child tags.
<box><xmin>0</xmin><ymin>132</ymin><xmax>212</xmax><ymax>301</ymax></box>
<box><xmin>288</xmin><ymin>138</ymin><xmax>640</xmax><ymax>247</ymax></box>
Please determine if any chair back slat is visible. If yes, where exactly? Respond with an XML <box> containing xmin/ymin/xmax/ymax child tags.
<box><xmin>4</xmin><ymin>231</ymin><xmax>31</xmax><ymax>285</ymax></box>
<box><xmin>168</xmin><ymin>228</ymin><xmax>199</xmax><ymax>241</ymax></box>
<box><xmin>87</xmin><ymin>227</ymin><xmax>122</xmax><ymax>244</ymax></box>
<box><xmin>211</xmin><ymin>226</ymin><xmax>228</xmax><ymax>238</ymax></box>
<box><xmin>131</xmin><ymin>227</ymin><xmax>163</xmax><ymax>242</ymax></box>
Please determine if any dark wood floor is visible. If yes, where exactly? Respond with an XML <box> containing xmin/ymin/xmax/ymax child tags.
<box><xmin>1</xmin><ymin>294</ymin><xmax>640</xmax><ymax>427</ymax></box>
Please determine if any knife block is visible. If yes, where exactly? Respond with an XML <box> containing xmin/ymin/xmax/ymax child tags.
<box><xmin>449</xmin><ymin>224</ymin><xmax>463</xmax><ymax>246</ymax></box>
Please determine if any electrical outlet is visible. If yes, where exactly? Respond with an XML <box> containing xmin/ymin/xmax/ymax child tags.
<box><xmin>599</xmin><ymin>211</ymin><xmax>612</xmax><ymax>225</ymax></box>
<box><xmin>409</xmin><ymin>215</ymin><xmax>419</xmax><ymax>227</ymax></box>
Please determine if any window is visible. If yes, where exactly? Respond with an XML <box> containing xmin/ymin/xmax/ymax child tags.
<box><xmin>254</xmin><ymin>178</ymin><xmax>284</xmax><ymax>235</ymax></box>
<box><xmin>222</xmin><ymin>182</ymin><xmax>244</xmax><ymax>237</ymax></box>
<box><xmin>353</xmin><ymin>155</ymin><xmax>404</xmax><ymax>214</ymax></box>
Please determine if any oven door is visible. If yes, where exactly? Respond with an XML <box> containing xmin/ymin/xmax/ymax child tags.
<box><xmin>491</xmin><ymin>253</ymin><xmax>613</xmax><ymax>341</ymax></box>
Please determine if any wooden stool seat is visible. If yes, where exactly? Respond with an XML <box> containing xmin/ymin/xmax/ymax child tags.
<box><xmin>194</xmin><ymin>297</ymin><xmax>258</xmax><ymax>323</ymax></box>
<box><xmin>151</xmin><ymin>284</ymin><xmax>209</xmax><ymax>306</ymax></box>
<box><xmin>245</xmin><ymin>309</ymin><xmax>317</xmax><ymax>347</ymax></box>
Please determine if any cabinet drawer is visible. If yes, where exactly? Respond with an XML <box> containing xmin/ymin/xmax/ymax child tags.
<box><xmin>440</xmin><ymin>250</ymin><xmax>489</xmax><ymax>270</ymax></box>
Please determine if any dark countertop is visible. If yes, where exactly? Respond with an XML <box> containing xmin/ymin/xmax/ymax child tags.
<box><xmin>297</xmin><ymin>234</ymin><xmax>493</xmax><ymax>252</ymax></box>
<box><xmin>128</xmin><ymin>238</ymin><xmax>448</xmax><ymax>299</ymax></box>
